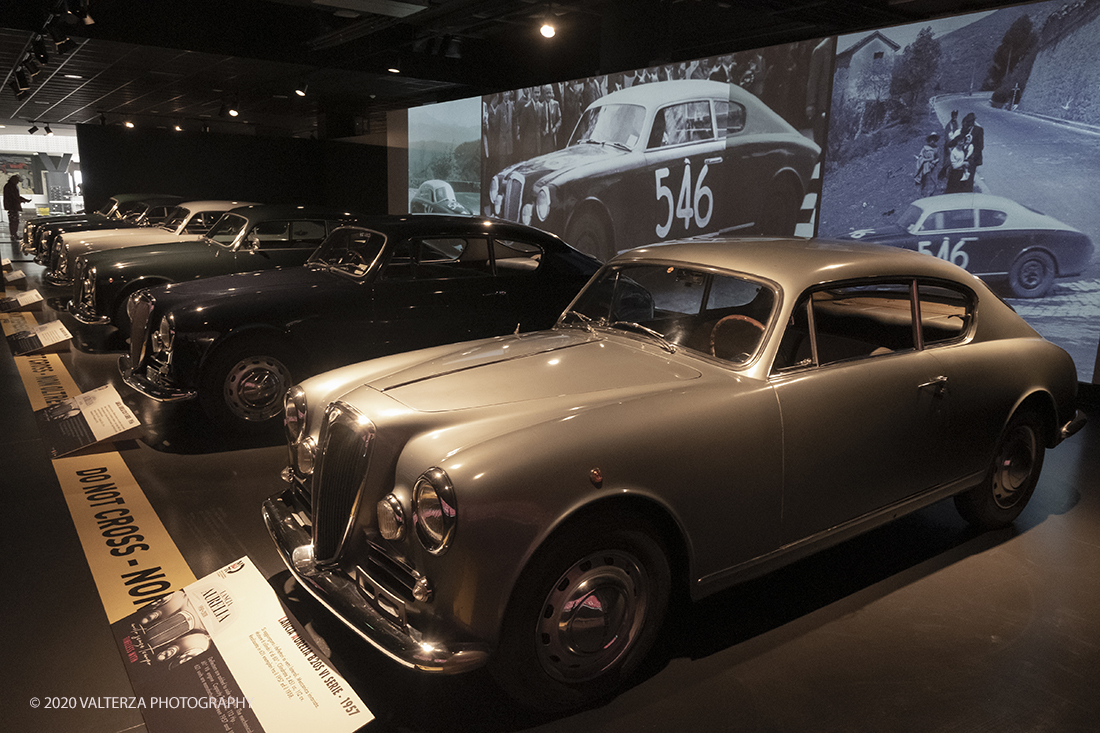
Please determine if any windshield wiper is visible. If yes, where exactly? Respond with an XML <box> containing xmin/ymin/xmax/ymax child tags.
<box><xmin>561</xmin><ymin>309</ymin><xmax>595</xmax><ymax>332</ymax></box>
<box><xmin>605</xmin><ymin>141</ymin><xmax>631</xmax><ymax>151</ymax></box>
<box><xmin>608</xmin><ymin>321</ymin><xmax>676</xmax><ymax>353</ymax></box>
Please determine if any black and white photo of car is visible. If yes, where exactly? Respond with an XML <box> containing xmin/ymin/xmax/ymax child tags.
<box><xmin>839</xmin><ymin>193</ymin><xmax>1094</xmax><ymax>298</ymax></box>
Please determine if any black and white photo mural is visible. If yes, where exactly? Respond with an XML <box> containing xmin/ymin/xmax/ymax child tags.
<box><xmin>480</xmin><ymin>41</ymin><xmax>829</xmax><ymax>262</ymax></box>
<box><xmin>405</xmin><ymin>97</ymin><xmax>481</xmax><ymax>217</ymax></box>
<box><xmin>819</xmin><ymin>0</ymin><xmax>1100</xmax><ymax>382</ymax></box>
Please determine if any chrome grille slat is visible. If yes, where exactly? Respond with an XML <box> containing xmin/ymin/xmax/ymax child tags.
<box><xmin>129</xmin><ymin>294</ymin><xmax>155</xmax><ymax>366</ymax></box>
<box><xmin>503</xmin><ymin>175</ymin><xmax>524</xmax><ymax>221</ymax></box>
<box><xmin>311</xmin><ymin>403</ymin><xmax>375</xmax><ymax>563</ymax></box>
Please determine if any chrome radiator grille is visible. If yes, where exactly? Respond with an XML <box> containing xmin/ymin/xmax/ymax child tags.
<box><xmin>129</xmin><ymin>294</ymin><xmax>155</xmax><ymax>367</ymax></box>
<box><xmin>311</xmin><ymin>403</ymin><xmax>375</xmax><ymax>563</ymax></box>
<box><xmin>502</xmin><ymin>175</ymin><xmax>524</xmax><ymax>222</ymax></box>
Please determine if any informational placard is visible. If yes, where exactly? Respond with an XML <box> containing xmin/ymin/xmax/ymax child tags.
<box><xmin>111</xmin><ymin>557</ymin><xmax>372</xmax><ymax>733</ymax></box>
<box><xmin>4</xmin><ymin>268</ymin><xmax>28</xmax><ymax>290</ymax></box>
<box><xmin>6</xmin><ymin>318</ymin><xmax>71</xmax><ymax>355</ymax></box>
<box><xmin>1</xmin><ymin>256</ymin><xmax>11</xmax><ymax>272</ymax></box>
<box><xmin>35</xmin><ymin>384</ymin><xmax>140</xmax><ymax>458</ymax></box>
<box><xmin>1</xmin><ymin>289</ymin><xmax>44</xmax><ymax>312</ymax></box>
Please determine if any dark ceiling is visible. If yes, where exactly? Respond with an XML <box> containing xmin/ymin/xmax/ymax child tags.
<box><xmin>2</xmin><ymin>0</ymin><xmax>1020</xmax><ymax>139</ymax></box>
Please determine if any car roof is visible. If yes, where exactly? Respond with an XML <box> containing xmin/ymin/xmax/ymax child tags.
<box><xmin>222</xmin><ymin>203</ymin><xmax>363</xmax><ymax>221</ymax></box>
<box><xmin>590</xmin><ymin>79</ymin><xmax>759</xmax><ymax>107</ymax></box>
<box><xmin>615</xmin><ymin>237</ymin><xmax>980</xmax><ymax>294</ymax></box>
<box><xmin>335</xmin><ymin>214</ymin><xmax>575</xmax><ymax>248</ymax></box>
<box><xmin>913</xmin><ymin>192</ymin><xmax>1030</xmax><ymax>213</ymax></box>
<box><xmin>175</xmin><ymin>200</ymin><xmax>259</xmax><ymax>211</ymax></box>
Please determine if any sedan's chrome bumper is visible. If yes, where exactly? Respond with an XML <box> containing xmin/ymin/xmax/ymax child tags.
<box><xmin>1058</xmin><ymin>409</ymin><xmax>1087</xmax><ymax>445</ymax></box>
<box><xmin>262</xmin><ymin>486</ymin><xmax>490</xmax><ymax>675</ymax></box>
<box><xmin>118</xmin><ymin>354</ymin><xmax>197</xmax><ymax>402</ymax></box>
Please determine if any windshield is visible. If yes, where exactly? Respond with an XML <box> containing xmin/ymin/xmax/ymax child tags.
<box><xmin>204</xmin><ymin>213</ymin><xmax>248</xmax><ymax>247</ymax></box>
<box><xmin>163</xmin><ymin>206</ymin><xmax>190</xmax><ymax>231</ymax></box>
<box><xmin>569</xmin><ymin>103</ymin><xmax>646</xmax><ymax>149</ymax></box>
<box><xmin>99</xmin><ymin>199</ymin><xmax>120</xmax><ymax>217</ymax></box>
<box><xmin>564</xmin><ymin>263</ymin><xmax>775</xmax><ymax>365</ymax></box>
<box><xmin>898</xmin><ymin>204</ymin><xmax>923</xmax><ymax>232</ymax></box>
<box><xmin>308</xmin><ymin>226</ymin><xmax>386</xmax><ymax>278</ymax></box>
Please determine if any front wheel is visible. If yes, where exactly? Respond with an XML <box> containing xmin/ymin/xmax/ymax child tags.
<box><xmin>490</xmin><ymin>513</ymin><xmax>671</xmax><ymax>712</ymax></box>
<box><xmin>200</xmin><ymin>336</ymin><xmax>299</xmax><ymax>430</ymax></box>
<box><xmin>954</xmin><ymin>410</ymin><xmax>1045</xmax><ymax>529</ymax></box>
<box><xmin>566</xmin><ymin>209</ymin><xmax>615</xmax><ymax>262</ymax></box>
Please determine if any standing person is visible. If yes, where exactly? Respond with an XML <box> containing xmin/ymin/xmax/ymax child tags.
<box><xmin>542</xmin><ymin>85</ymin><xmax>562</xmax><ymax>151</ymax></box>
<box><xmin>960</xmin><ymin>112</ymin><xmax>984</xmax><ymax>189</ymax></box>
<box><xmin>914</xmin><ymin>132</ymin><xmax>941</xmax><ymax>196</ymax></box>
<box><xmin>945</xmin><ymin>136</ymin><xmax>970</xmax><ymax>193</ymax></box>
<box><xmin>4</xmin><ymin>174</ymin><xmax>31</xmax><ymax>243</ymax></box>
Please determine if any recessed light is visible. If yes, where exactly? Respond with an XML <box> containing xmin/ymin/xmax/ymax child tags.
<box><xmin>64</xmin><ymin>74</ymin><xmax>82</xmax><ymax>79</ymax></box>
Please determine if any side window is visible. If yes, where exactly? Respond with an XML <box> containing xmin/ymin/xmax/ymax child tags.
<box><xmin>918</xmin><ymin>282</ymin><xmax>972</xmax><ymax>346</ymax></box>
<box><xmin>942</xmin><ymin>209</ymin><xmax>976</xmax><ymax>229</ymax></box>
<box><xmin>714</xmin><ymin>100</ymin><xmax>746</xmax><ymax>135</ymax></box>
<box><xmin>978</xmin><ymin>209</ymin><xmax>1008</xmax><ymax>228</ymax></box>
<box><xmin>183</xmin><ymin>213</ymin><xmax>212</xmax><ymax>233</ymax></box>
<box><xmin>493</xmin><ymin>238</ymin><xmax>543</xmax><ymax>272</ymax></box>
<box><xmin>381</xmin><ymin>238</ymin><xmax>492</xmax><ymax>279</ymax></box>
<box><xmin>251</xmin><ymin>220</ymin><xmax>291</xmax><ymax>248</ymax></box>
<box><xmin>809</xmin><ymin>282</ymin><xmax>915</xmax><ymax>365</ymax></box>
<box><xmin>648</xmin><ymin>101</ymin><xmax>715</xmax><ymax>148</ymax></box>
<box><xmin>382</xmin><ymin>239</ymin><xmax>416</xmax><ymax>280</ymax></box>
<box><xmin>287</xmin><ymin>220</ymin><xmax>328</xmax><ymax>248</ymax></box>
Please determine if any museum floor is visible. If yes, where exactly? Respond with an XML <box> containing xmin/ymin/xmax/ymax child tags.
<box><xmin>4</xmin><ymin>240</ymin><xmax>1100</xmax><ymax>733</ymax></box>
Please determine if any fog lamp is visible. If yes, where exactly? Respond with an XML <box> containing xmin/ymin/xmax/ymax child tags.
<box><xmin>376</xmin><ymin>494</ymin><xmax>405</xmax><ymax>541</ymax></box>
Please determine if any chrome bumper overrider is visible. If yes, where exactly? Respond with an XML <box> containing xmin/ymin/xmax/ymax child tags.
<box><xmin>1058</xmin><ymin>409</ymin><xmax>1087</xmax><ymax>445</ymax></box>
<box><xmin>118</xmin><ymin>354</ymin><xmax>197</xmax><ymax>402</ymax></box>
<box><xmin>262</xmin><ymin>486</ymin><xmax>490</xmax><ymax>675</ymax></box>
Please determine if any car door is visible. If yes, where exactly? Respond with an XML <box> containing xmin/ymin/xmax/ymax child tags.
<box><xmin>361</xmin><ymin>236</ymin><xmax>504</xmax><ymax>358</ymax></box>
<box><xmin>771</xmin><ymin>281</ymin><xmax>949</xmax><ymax>543</ymax></box>
<box><xmin>913</xmin><ymin>204</ymin><xmax>993</xmax><ymax>275</ymax></box>
<box><xmin>641</xmin><ymin>97</ymin><xmax>733</xmax><ymax>244</ymax></box>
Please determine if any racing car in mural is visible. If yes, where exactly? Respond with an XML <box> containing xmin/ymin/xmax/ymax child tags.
<box><xmin>487</xmin><ymin>80</ymin><xmax>820</xmax><ymax>261</ymax></box>
<box><xmin>409</xmin><ymin>179</ymin><xmax>473</xmax><ymax>215</ymax></box>
<box><xmin>839</xmin><ymin>193</ymin><xmax>1094</xmax><ymax>298</ymax></box>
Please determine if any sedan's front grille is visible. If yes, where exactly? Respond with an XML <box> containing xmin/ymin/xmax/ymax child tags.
<box><xmin>311</xmin><ymin>403</ymin><xmax>375</xmax><ymax>563</ymax></box>
<box><xmin>129</xmin><ymin>293</ymin><xmax>155</xmax><ymax>367</ymax></box>
<box><xmin>502</xmin><ymin>174</ymin><xmax>524</xmax><ymax>222</ymax></box>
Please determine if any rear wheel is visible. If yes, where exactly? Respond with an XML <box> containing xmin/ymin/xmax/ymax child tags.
<box><xmin>490</xmin><ymin>512</ymin><xmax>670</xmax><ymax>711</ymax></box>
<box><xmin>1008</xmin><ymin>250</ymin><xmax>1055</xmax><ymax>298</ymax></box>
<box><xmin>200</xmin><ymin>336</ymin><xmax>299</xmax><ymax>430</ymax></box>
<box><xmin>954</xmin><ymin>410</ymin><xmax>1045</xmax><ymax>529</ymax></box>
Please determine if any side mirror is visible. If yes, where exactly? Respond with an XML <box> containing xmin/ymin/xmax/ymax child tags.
<box><xmin>247</xmin><ymin>231</ymin><xmax>261</xmax><ymax>252</ymax></box>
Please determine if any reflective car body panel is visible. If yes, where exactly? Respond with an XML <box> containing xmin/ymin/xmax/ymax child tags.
<box><xmin>29</xmin><ymin>195</ymin><xmax>183</xmax><ymax>266</ymax></box>
<box><xmin>264</xmin><ymin>237</ymin><xmax>1081</xmax><ymax>679</ymax></box>
<box><xmin>489</xmin><ymin>80</ymin><xmax>820</xmax><ymax>259</ymax></box>
<box><xmin>840</xmin><ymin>193</ymin><xmax>1094</xmax><ymax>296</ymax></box>
<box><xmin>119</xmin><ymin>215</ymin><xmax>600</xmax><ymax>410</ymax></box>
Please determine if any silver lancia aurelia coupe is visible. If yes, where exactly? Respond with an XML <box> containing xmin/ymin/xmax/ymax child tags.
<box><xmin>264</xmin><ymin>237</ymin><xmax>1084</xmax><ymax>711</ymax></box>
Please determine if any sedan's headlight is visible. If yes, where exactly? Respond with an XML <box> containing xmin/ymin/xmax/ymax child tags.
<box><xmin>80</xmin><ymin>265</ymin><xmax>97</xmax><ymax>307</ymax></box>
<box><xmin>57</xmin><ymin>243</ymin><xmax>69</xmax><ymax>276</ymax></box>
<box><xmin>535</xmin><ymin>186</ymin><xmax>551</xmax><ymax>221</ymax></box>
<box><xmin>413</xmin><ymin>468</ymin><xmax>456</xmax><ymax>555</ymax></box>
<box><xmin>284</xmin><ymin>385</ymin><xmax>308</xmax><ymax>444</ymax></box>
<box><xmin>151</xmin><ymin>315</ymin><xmax>174</xmax><ymax>356</ymax></box>
<box><xmin>489</xmin><ymin>175</ymin><xmax>501</xmax><ymax>212</ymax></box>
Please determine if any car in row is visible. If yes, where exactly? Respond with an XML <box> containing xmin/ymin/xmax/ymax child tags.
<box><xmin>113</xmin><ymin>215</ymin><xmax>600</xmax><ymax>430</ymax></box>
<box><xmin>43</xmin><ymin>199</ymin><xmax>258</xmax><ymax>287</ymax></box>
<box><xmin>263</xmin><ymin>235</ymin><xmax>1084</xmax><ymax>711</ymax></box>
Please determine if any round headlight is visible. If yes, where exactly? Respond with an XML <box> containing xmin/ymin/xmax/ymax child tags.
<box><xmin>520</xmin><ymin>202</ymin><xmax>533</xmax><ymax>225</ymax></box>
<box><xmin>284</xmin><ymin>385</ymin><xmax>308</xmax><ymax>444</ymax></box>
<box><xmin>81</xmin><ymin>265</ymin><xmax>97</xmax><ymax>302</ymax></box>
<box><xmin>152</xmin><ymin>316</ymin><xmax>174</xmax><ymax>356</ymax></box>
<box><xmin>489</xmin><ymin>176</ymin><xmax>501</xmax><ymax>211</ymax></box>
<box><xmin>535</xmin><ymin>187</ymin><xmax>551</xmax><ymax>221</ymax></box>
<box><xmin>413</xmin><ymin>468</ymin><xmax>456</xmax><ymax>554</ymax></box>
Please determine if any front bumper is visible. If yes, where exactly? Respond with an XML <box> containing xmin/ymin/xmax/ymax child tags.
<box><xmin>262</xmin><ymin>486</ymin><xmax>490</xmax><ymax>675</ymax></box>
<box><xmin>118</xmin><ymin>354</ymin><xmax>198</xmax><ymax>402</ymax></box>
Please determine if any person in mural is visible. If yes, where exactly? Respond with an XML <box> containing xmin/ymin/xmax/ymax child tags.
<box><xmin>3</xmin><ymin>173</ymin><xmax>31</xmax><ymax>242</ymax></box>
<box><xmin>939</xmin><ymin>110</ymin><xmax>960</xmax><ymax>183</ymax></box>
<box><xmin>944</xmin><ymin>135</ymin><xmax>970</xmax><ymax>193</ymax></box>
<box><xmin>914</xmin><ymin>132</ymin><xmax>941</xmax><ymax>196</ymax></box>
<box><xmin>542</xmin><ymin>85</ymin><xmax>563</xmax><ymax>151</ymax></box>
<box><xmin>960</xmin><ymin>112</ymin><xmax>984</xmax><ymax>189</ymax></box>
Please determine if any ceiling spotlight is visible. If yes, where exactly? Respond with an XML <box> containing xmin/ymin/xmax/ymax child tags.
<box><xmin>174</xmin><ymin>124</ymin><xmax>182</xmax><ymax>131</ymax></box>
<box><xmin>24</xmin><ymin>55</ymin><xmax>42</xmax><ymax>76</ymax></box>
<box><xmin>14</xmin><ymin>67</ymin><xmax>31</xmax><ymax>91</ymax></box>
<box><xmin>295</xmin><ymin>82</ymin><xmax>307</xmax><ymax>97</ymax></box>
<box><xmin>45</xmin><ymin>123</ymin><xmax>53</xmax><ymax>136</ymax></box>
<box><xmin>28</xmin><ymin>124</ymin><xmax>39</xmax><ymax>135</ymax></box>
<box><xmin>124</xmin><ymin>120</ymin><xmax>134</xmax><ymax>128</ymax></box>
<box><xmin>32</xmin><ymin>35</ymin><xmax>49</xmax><ymax>63</ymax></box>
<box><xmin>540</xmin><ymin>21</ymin><xmax>555</xmax><ymax>38</ymax></box>
<box><xmin>387</xmin><ymin>66</ymin><xmax>400</xmax><ymax>74</ymax></box>
<box><xmin>228</xmin><ymin>105</ymin><xmax>239</xmax><ymax>117</ymax></box>
<box><xmin>9</xmin><ymin>80</ymin><xmax>29</xmax><ymax>100</ymax></box>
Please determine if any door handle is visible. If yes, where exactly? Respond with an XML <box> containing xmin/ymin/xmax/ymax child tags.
<box><xmin>704</xmin><ymin>157</ymin><xmax>723</xmax><ymax>165</ymax></box>
<box><xmin>918</xmin><ymin>375</ymin><xmax>948</xmax><ymax>395</ymax></box>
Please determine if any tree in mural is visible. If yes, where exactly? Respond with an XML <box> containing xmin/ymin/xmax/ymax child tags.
<box><xmin>888</xmin><ymin>27</ymin><xmax>941</xmax><ymax>123</ymax></box>
<box><xmin>984</xmin><ymin>15</ymin><xmax>1037</xmax><ymax>91</ymax></box>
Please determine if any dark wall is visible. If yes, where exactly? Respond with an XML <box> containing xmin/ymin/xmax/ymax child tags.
<box><xmin>75</xmin><ymin>125</ymin><xmax>387</xmax><ymax>215</ymax></box>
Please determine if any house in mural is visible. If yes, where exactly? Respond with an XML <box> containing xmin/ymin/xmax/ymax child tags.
<box><xmin>834</xmin><ymin>31</ymin><xmax>901</xmax><ymax>105</ymax></box>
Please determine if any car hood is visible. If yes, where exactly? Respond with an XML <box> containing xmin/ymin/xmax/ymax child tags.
<box><xmin>839</xmin><ymin>224</ymin><xmax>910</xmax><ymax>242</ymax></box>
<box><xmin>152</xmin><ymin>264</ymin><xmax>335</xmax><ymax>310</ymax></box>
<box><xmin>349</xmin><ymin>329</ymin><xmax>704</xmax><ymax>412</ymax></box>
<box><xmin>500</xmin><ymin>143</ymin><xmax>626</xmax><ymax>183</ymax></box>
<box><xmin>72</xmin><ymin>227</ymin><xmax>179</xmax><ymax>246</ymax></box>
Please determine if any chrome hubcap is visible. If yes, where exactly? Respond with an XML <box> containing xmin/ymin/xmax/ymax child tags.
<box><xmin>992</xmin><ymin>424</ymin><xmax>1036</xmax><ymax>509</ymax></box>
<box><xmin>224</xmin><ymin>355</ymin><xmax>291</xmax><ymax>421</ymax></box>
<box><xmin>536</xmin><ymin>549</ymin><xmax>648</xmax><ymax>684</ymax></box>
<box><xmin>1020</xmin><ymin>260</ymin><xmax>1047</xmax><ymax>289</ymax></box>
